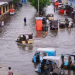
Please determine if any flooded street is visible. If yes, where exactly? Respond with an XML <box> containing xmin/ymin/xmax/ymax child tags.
<box><xmin>0</xmin><ymin>2</ymin><xmax>75</xmax><ymax>75</ymax></box>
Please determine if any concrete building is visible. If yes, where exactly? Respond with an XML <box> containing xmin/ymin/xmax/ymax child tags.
<box><xmin>0</xmin><ymin>0</ymin><xmax>13</xmax><ymax>16</ymax></box>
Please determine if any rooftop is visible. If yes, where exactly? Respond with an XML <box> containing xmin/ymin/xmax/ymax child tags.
<box><xmin>0</xmin><ymin>2</ymin><xmax>8</xmax><ymax>6</ymax></box>
<box><xmin>0</xmin><ymin>0</ymin><xmax>13</xmax><ymax>2</ymax></box>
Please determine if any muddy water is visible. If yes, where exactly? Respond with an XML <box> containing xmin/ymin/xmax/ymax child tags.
<box><xmin>0</xmin><ymin>2</ymin><xmax>75</xmax><ymax>75</ymax></box>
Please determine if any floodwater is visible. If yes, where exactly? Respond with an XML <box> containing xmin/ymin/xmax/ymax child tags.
<box><xmin>0</xmin><ymin>2</ymin><xmax>75</xmax><ymax>75</ymax></box>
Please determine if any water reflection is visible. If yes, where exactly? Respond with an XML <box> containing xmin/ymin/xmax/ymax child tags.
<box><xmin>17</xmin><ymin>43</ymin><xmax>33</xmax><ymax>50</ymax></box>
<box><xmin>35</xmin><ymin>31</ymin><xmax>43</xmax><ymax>38</ymax></box>
<box><xmin>49</xmin><ymin>30</ymin><xmax>58</xmax><ymax>37</ymax></box>
<box><xmin>0</xmin><ymin>2</ymin><xmax>75</xmax><ymax>75</ymax></box>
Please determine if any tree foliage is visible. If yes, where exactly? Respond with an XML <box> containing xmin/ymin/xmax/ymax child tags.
<box><xmin>28</xmin><ymin>0</ymin><xmax>51</xmax><ymax>11</ymax></box>
<box><xmin>13</xmin><ymin>0</ymin><xmax>20</xmax><ymax>3</ymax></box>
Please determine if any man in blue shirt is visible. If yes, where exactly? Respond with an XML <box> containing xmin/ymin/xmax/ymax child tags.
<box><xmin>24</xmin><ymin>17</ymin><xmax>26</xmax><ymax>25</ymax></box>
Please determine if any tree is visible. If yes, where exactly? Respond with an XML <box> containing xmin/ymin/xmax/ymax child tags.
<box><xmin>29</xmin><ymin>0</ymin><xmax>51</xmax><ymax>15</ymax></box>
<box><xmin>13</xmin><ymin>0</ymin><xmax>20</xmax><ymax>3</ymax></box>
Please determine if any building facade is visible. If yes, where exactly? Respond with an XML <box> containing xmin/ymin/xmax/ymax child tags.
<box><xmin>68</xmin><ymin>0</ymin><xmax>75</xmax><ymax>9</ymax></box>
<box><xmin>0</xmin><ymin>0</ymin><xmax>13</xmax><ymax>16</ymax></box>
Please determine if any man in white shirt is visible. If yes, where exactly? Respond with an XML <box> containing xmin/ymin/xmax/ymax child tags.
<box><xmin>67</xmin><ymin>21</ymin><xmax>73</xmax><ymax>31</ymax></box>
<box><xmin>1</xmin><ymin>20</ymin><xmax>4</xmax><ymax>26</ymax></box>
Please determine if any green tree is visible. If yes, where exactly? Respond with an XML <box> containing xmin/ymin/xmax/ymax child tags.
<box><xmin>13</xmin><ymin>0</ymin><xmax>20</xmax><ymax>3</ymax></box>
<box><xmin>29</xmin><ymin>0</ymin><xmax>51</xmax><ymax>14</ymax></box>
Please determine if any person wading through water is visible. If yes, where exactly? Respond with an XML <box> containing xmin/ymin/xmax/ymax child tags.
<box><xmin>8</xmin><ymin>67</ymin><xmax>13</xmax><ymax>75</ymax></box>
<box><xmin>24</xmin><ymin>17</ymin><xmax>26</xmax><ymax>25</ymax></box>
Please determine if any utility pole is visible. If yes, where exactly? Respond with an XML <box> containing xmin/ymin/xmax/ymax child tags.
<box><xmin>38</xmin><ymin>0</ymin><xmax>39</xmax><ymax>16</ymax></box>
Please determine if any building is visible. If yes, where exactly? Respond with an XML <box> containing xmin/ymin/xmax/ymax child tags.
<box><xmin>68</xmin><ymin>0</ymin><xmax>75</xmax><ymax>9</ymax></box>
<box><xmin>0</xmin><ymin>0</ymin><xmax>13</xmax><ymax>16</ymax></box>
<box><xmin>62</xmin><ymin>0</ymin><xmax>68</xmax><ymax>5</ymax></box>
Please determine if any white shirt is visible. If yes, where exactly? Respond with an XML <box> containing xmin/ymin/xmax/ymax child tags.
<box><xmin>46</xmin><ymin>19</ymin><xmax>49</xmax><ymax>25</ymax></box>
<box><xmin>1</xmin><ymin>21</ymin><xmax>4</xmax><ymax>26</ymax></box>
<box><xmin>69</xmin><ymin>21</ymin><xmax>73</xmax><ymax>27</ymax></box>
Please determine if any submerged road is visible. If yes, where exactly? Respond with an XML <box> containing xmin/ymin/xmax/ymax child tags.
<box><xmin>0</xmin><ymin>2</ymin><xmax>75</xmax><ymax>75</ymax></box>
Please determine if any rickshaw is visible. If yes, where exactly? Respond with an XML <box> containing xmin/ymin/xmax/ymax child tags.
<box><xmin>65</xmin><ymin>18</ymin><xmax>73</xmax><ymax>27</ymax></box>
<box><xmin>61</xmin><ymin>52</ymin><xmax>75</xmax><ymax>70</ymax></box>
<box><xmin>9</xmin><ymin>9</ymin><xmax>15</xmax><ymax>15</ymax></box>
<box><xmin>35</xmin><ymin>52</ymin><xmax>75</xmax><ymax>74</ymax></box>
<box><xmin>32</xmin><ymin>48</ymin><xmax>56</xmax><ymax>63</ymax></box>
<box><xmin>16</xmin><ymin>33</ymin><xmax>33</xmax><ymax>45</ymax></box>
<box><xmin>59</xmin><ymin>18</ymin><xmax>73</xmax><ymax>28</ymax></box>
<box><xmin>58</xmin><ymin>3</ymin><xmax>63</xmax><ymax>10</ymax></box>
<box><xmin>50</xmin><ymin>20</ymin><xmax>58</xmax><ymax>30</ymax></box>
<box><xmin>46</xmin><ymin>14</ymin><xmax>54</xmax><ymax>21</ymax></box>
<box><xmin>35</xmin><ymin>56</ymin><xmax>61</xmax><ymax>74</ymax></box>
<box><xmin>59</xmin><ymin>18</ymin><xmax>65</xmax><ymax>28</ymax></box>
<box><xmin>60</xmin><ymin>4</ymin><xmax>73</xmax><ymax>15</ymax></box>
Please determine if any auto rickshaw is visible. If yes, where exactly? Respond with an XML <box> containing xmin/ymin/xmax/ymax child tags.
<box><xmin>32</xmin><ymin>48</ymin><xmax>56</xmax><ymax>63</ymax></box>
<box><xmin>59</xmin><ymin>18</ymin><xmax>66</xmax><ymax>28</ymax></box>
<box><xmin>35</xmin><ymin>51</ymin><xmax>75</xmax><ymax>74</ymax></box>
<box><xmin>35</xmin><ymin>56</ymin><xmax>61</xmax><ymax>74</ymax></box>
<box><xmin>16</xmin><ymin>33</ymin><xmax>33</xmax><ymax>45</ymax></box>
<box><xmin>46</xmin><ymin>14</ymin><xmax>54</xmax><ymax>21</ymax></box>
<box><xmin>58</xmin><ymin>3</ymin><xmax>63</xmax><ymax>10</ymax></box>
<box><xmin>60</xmin><ymin>4</ymin><xmax>73</xmax><ymax>15</ymax></box>
<box><xmin>65</xmin><ymin>18</ymin><xmax>73</xmax><ymax>27</ymax></box>
<box><xmin>50</xmin><ymin>20</ymin><xmax>58</xmax><ymax>30</ymax></box>
<box><xmin>9</xmin><ymin>9</ymin><xmax>15</xmax><ymax>15</ymax></box>
<box><xmin>61</xmin><ymin>52</ymin><xmax>75</xmax><ymax>70</ymax></box>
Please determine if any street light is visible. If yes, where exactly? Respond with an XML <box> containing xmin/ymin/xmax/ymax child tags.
<box><xmin>38</xmin><ymin>0</ymin><xmax>39</xmax><ymax>16</ymax></box>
